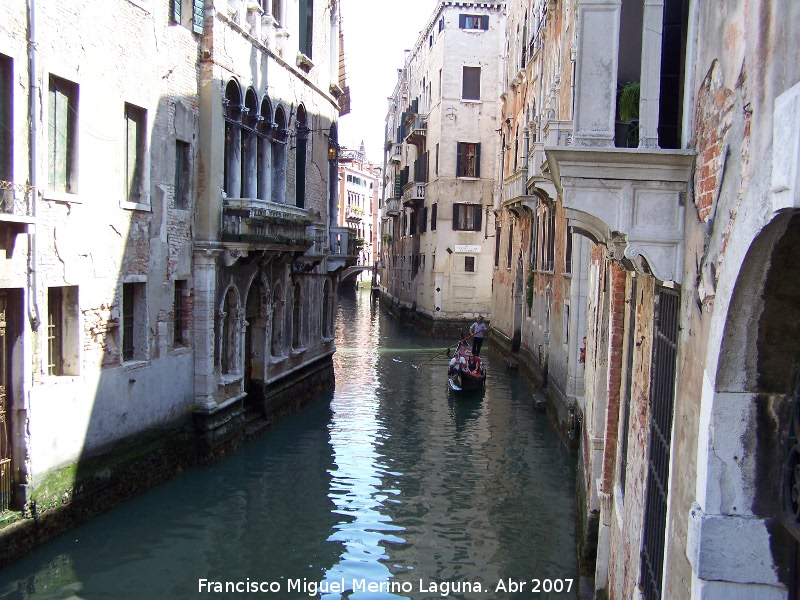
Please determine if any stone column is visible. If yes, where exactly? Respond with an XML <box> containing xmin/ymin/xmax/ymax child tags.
<box><xmin>572</xmin><ymin>0</ymin><xmax>622</xmax><ymax>147</ymax></box>
<box><xmin>639</xmin><ymin>0</ymin><xmax>665</xmax><ymax>148</ymax></box>
<box><xmin>193</xmin><ymin>245</ymin><xmax>222</xmax><ymax>410</ymax></box>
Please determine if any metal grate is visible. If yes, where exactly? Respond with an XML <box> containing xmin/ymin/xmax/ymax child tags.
<box><xmin>640</xmin><ymin>288</ymin><xmax>679</xmax><ymax>600</ymax></box>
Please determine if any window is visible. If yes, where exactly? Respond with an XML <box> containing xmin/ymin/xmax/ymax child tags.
<box><xmin>175</xmin><ymin>140</ymin><xmax>191</xmax><ymax>209</ymax></box>
<box><xmin>48</xmin><ymin>75</ymin><xmax>79</xmax><ymax>193</ymax></box>
<box><xmin>565</xmin><ymin>226</ymin><xmax>573</xmax><ymax>274</ymax></box>
<box><xmin>459</xmin><ymin>14</ymin><xmax>488</xmax><ymax>30</ymax></box>
<box><xmin>47</xmin><ymin>286</ymin><xmax>80</xmax><ymax>376</ymax></box>
<box><xmin>495</xmin><ymin>226</ymin><xmax>501</xmax><ymax>267</ymax></box>
<box><xmin>174</xmin><ymin>280</ymin><xmax>188</xmax><ymax>347</ymax></box>
<box><xmin>456</xmin><ymin>142</ymin><xmax>480</xmax><ymax>178</ymax></box>
<box><xmin>171</xmin><ymin>0</ymin><xmax>204</xmax><ymax>33</ymax></box>
<box><xmin>452</xmin><ymin>203</ymin><xmax>482</xmax><ymax>231</ymax></box>
<box><xmin>122</xmin><ymin>282</ymin><xmax>147</xmax><ymax>362</ymax></box>
<box><xmin>292</xmin><ymin>282</ymin><xmax>302</xmax><ymax>348</ymax></box>
<box><xmin>420</xmin><ymin>206</ymin><xmax>428</xmax><ymax>233</ymax></box>
<box><xmin>435</xmin><ymin>143</ymin><xmax>439</xmax><ymax>175</ymax></box>
<box><xmin>462</xmin><ymin>66</ymin><xmax>481</xmax><ymax>100</ymax></box>
<box><xmin>299</xmin><ymin>0</ymin><xmax>313</xmax><ymax>58</ymax></box>
<box><xmin>295</xmin><ymin>105</ymin><xmax>308</xmax><ymax>208</ymax></box>
<box><xmin>0</xmin><ymin>54</ymin><xmax>11</xmax><ymax>186</ymax></box>
<box><xmin>439</xmin><ymin>17</ymin><xmax>444</xmax><ymax>32</ymax></box>
<box><xmin>431</xmin><ymin>203</ymin><xmax>437</xmax><ymax>231</ymax></box>
<box><xmin>465</xmin><ymin>256</ymin><xmax>475</xmax><ymax>272</ymax></box>
<box><xmin>272</xmin><ymin>0</ymin><xmax>282</xmax><ymax>23</ymax></box>
<box><xmin>124</xmin><ymin>103</ymin><xmax>147</xmax><ymax>203</ymax></box>
<box><xmin>507</xmin><ymin>223</ymin><xmax>514</xmax><ymax>269</ymax></box>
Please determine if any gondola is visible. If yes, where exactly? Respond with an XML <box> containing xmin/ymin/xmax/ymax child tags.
<box><xmin>447</xmin><ymin>341</ymin><xmax>486</xmax><ymax>392</ymax></box>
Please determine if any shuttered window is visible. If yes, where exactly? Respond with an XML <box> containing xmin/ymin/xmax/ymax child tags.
<box><xmin>171</xmin><ymin>0</ymin><xmax>180</xmax><ymax>23</ymax></box>
<box><xmin>456</xmin><ymin>142</ymin><xmax>480</xmax><ymax>178</ymax></box>
<box><xmin>299</xmin><ymin>0</ymin><xmax>313</xmax><ymax>58</ymax></box>
<box><xmin>48</xmin><ymin>75</ymin><xmax>78</xmax><ymax>193</ymax></box>
<box><xmin>458</xmin><ymin>14</ymin><xmax>488</xmax><ymax>30</ymax></box>
<box><xmin>452</xmin><ymin>203</ymin><xmax>482</xmax><ymax>231</ymax></box>
<box><xmin>124</xmin><ymin>103</ymin><xmax>146</xmax><ymax>203</ymax></box>
<box><xmin>462</xmin><ymin>66</ymin><xmax>481</xmax><ymax>100</ymax></box>
<box><xmin>431</xmin><ymin>203</ymin><xmax>437</xmax><ymax>231</ymax></box>
<box><xmin>192</xmin><ymin>0</ymin><xmax>204</xmax><ymax>34</ymax></box>
<box><xmin>0</xmin><ymin>54</ymin><xmax>11</xmax><ymax>184</ymax></box>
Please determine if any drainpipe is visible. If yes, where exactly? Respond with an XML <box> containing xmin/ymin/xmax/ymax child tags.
<box><xmin>27</xmin><ymin>0</ymin><xmax>41</xmax><ymax>332</ymax></box>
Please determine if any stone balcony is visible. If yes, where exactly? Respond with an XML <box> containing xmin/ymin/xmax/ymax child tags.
<box><xmin>221</xmin><ymin>198</ymin><xmax>313</xmax><ymax>250</ymax></box>
<box><xmin>327</xmin><ymin>226</ymin><xmax>358</xmax><ymax>273</ymax></box>
<box><xmin>502</xmin><ymin>169</ymin><xmax>538</xmax><ymax>217</ymax></box>
<box><xmin>389</xmin><ymin>143</ymin><xmax>402</xmax><ymax>163</ymax></box>
<box><xmin>384</xmin><ymin>198</ymin><xmax>401</xmax><ymax>217</ymax></box>
<box><xmin>0</xmin><ymin>182</ymin><xmax>36</xmax><ymax>238</ymax></box>
<box><xmin>405</xmin><ymin>116</ymin><xmax>427</xmax><ymax>147</ymax></box>
<box><xmin>346</xmin><ymin>206</ymin><xmax>365</xmax><ymax>222</ymax></box>
<box><xmin>402</xmin><ymin>182</ymin><xmax>425</xmax><ymax>207</ymax></box>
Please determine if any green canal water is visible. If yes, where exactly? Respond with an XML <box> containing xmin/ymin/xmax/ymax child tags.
<box><xmin>0</xmin><ymin>289</ymin><xmax>578</xmax><ymax>599</ymax></box>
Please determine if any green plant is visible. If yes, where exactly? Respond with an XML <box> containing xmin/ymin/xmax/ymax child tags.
<box><xmin>384</xmin><ymin>139</ymin><xmax>393</xmax><ymax>152</ymax></box>
<box><xmin>618</xmin><ymin>81</ymin><xmax>640</xmax><ymax>123</ymax></box>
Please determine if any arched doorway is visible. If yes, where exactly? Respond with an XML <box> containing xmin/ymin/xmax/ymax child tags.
<box><xmin>245</xmin><ymin>276</ymin><xmax>269</xmax><ymax>394</ymax></box>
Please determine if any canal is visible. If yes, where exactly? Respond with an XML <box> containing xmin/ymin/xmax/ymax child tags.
<box><xmin>0</xmin><ymin>289</ymin><xmax>578</xmax><ymax>599</ymax></box>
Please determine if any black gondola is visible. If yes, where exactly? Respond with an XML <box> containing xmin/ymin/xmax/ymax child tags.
<box><xmin>447</xmin><ymin>341</ymin><xmax>486</xmax><ymax>392</ymax></box>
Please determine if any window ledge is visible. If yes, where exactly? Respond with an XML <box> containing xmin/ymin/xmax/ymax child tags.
<box><xmin>219</xmin><ymin>373</ymin><xmax>243</xmax><ymax>386</ymax></box>
<box><xmin>291</xmin><ymin>347</ymin><xmax>308</xmax><ymax>357</ymax></box>
<box><xmin>461</xmin><ymin>99</ymin><xmax>482</xmax><ymax>104</ymax></box>
<box><xmin>122</xmin><ymin>359</ymin><xmax>150</xmax><ymax>370</ymax></box>
<box><xmin>125</xmin><ymin>0</ymin><xmax>152</xmax><ymax>13</ymax></box>
<box><xmin>456</xmin><ymin>177</ymin><xmax>480</xmax><ymax>181</ymax></box>
<box><xmin>296</xmin><ymin>52</ymin><xmax>314</xmax><ymax>72</ymax></box>
<box><xmin>43</xmin><ymin>190</ymin><xmax>81</xmax><ymax>204</ymax></box>
<box><xmin>121</xmin><ymin>201</ymin><xmax>152</xmax><ymax>212</ymax></box>
<box><xmin>322</xmin><ymin>336</ymin><xmax>334</xmax><ymax>344</ymax></box>
<box><xmin>41</xmin><ymin>374</ymin><xmax>82</xmax><ymax>384</ymax></box>
<box><xmin>171</xmin><ymin>346</ymin><xmax>193</xmax><ymax>356</ymax></box>
<box><xmin>269</xmin><ymin>355</ymin><xmax>288</xmax><ymax>365</ymax></box>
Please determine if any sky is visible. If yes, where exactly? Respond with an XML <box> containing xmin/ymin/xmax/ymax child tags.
<box><xmin>337</xmin><ymin>0</ymin><xmax>440</xmax><ymax>164</ymax></box>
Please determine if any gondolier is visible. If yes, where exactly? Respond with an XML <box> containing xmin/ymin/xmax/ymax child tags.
<box><xmin>470</xmin><ymin>315</ymin><xmax>488</xmax><ymax>356</ymax></box>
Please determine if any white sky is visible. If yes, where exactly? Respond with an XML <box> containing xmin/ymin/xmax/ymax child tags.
<box><xmin>338</xmin><ymin>0</ymin><xmax>440</xmax><ymax>164</ymax></box>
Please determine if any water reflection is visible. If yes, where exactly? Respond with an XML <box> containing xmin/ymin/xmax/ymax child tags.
<box><xmin>0</xmin><ymin>289</ymin><xmax>577</xmax><ymax>600</ymax></box>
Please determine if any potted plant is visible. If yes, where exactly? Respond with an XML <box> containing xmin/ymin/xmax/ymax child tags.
<box><xmin>615</xmin><ymin>81</ymin><xmax>640</xmax><ymax>148</ymax></box>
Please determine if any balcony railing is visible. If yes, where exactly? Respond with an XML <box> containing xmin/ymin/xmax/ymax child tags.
<box><xmin>390</xmin><ymin>143</ymin><xmax>402</xmax><ymax>163</ymax></box>
<box><xmin>384</xmin><ymin>198</ymin><xmax>401</xmax><ymax>216</ymax></box>
<box><xmin>502</xmin><ymin>169</ymin><xmax>527</xmax><ymax>203</ymax></box>
<box><xmin>346</xmin><ymin>205</ymin><xmax>365</xmax><ymax>221</ymax></box>
<box><xmin>405</xmin><ymin>116</ymin><xmax>427</xmax><ymax>146</ymax></box>
<box><xmin>542</xmin><ymin>119</ymin><xmax>573</xmax><ymax>148</ymax></box>
<box><xmin>402</xmin><ymin>182</ymin><xmax>425</xmax><ymax>206</ymax></box>
<box><xmin>221</xmin><ymin>198</ymin><xmax>313</xmax><ymax>247</ymax></box>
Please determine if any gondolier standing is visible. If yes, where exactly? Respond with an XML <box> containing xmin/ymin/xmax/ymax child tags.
<box><xmin>470</xmin><ymin>315</ymin><xmax>488</xmax><ymax>357</ymax></box>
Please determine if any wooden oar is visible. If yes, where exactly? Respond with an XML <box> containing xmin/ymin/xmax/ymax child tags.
<box><xmin>412</xmin><ymin>333</ymin><xmax>474</xmax><ymax>369</ymax></box>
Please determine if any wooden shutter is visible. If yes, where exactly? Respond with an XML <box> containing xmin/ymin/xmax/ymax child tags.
<box><xmin>474</xmin><ymin>205</ymin><xmax>483</xmax><ymax>231</ymax></box>
<box><xmin>456</xmin><ymin>142</ymin><xmax>463</xmax><ymax>177</ymax></box>
<box><xmin>481</xmin><ymin>15</ymin><xmax>489</xmax><ymax>30</ymax></box>
<box><xmin>474</xmin><ymin>143</ymin><xmax>481</xmax><ymax>177</ymax></box>
<box><xmin>192</xmin><ymin>0</ymin><xmax>204</xmax><ymax>34</ymax></box>
<box><xmin>172</xmin><ymin>0</ymin><xmax>181</xmax><ymax>24</ymax></box>
<box><xmin>452</xmin><ymin>204</ymin><xmax>460</xmax><ymax>230</ymax></box>
<box><xmin>459</xmin><ymin>14</ymin><xmax>467</xmax><ymax>28</ymax></box>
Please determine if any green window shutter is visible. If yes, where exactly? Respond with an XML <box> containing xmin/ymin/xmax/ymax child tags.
<box><xmin>192</xmin><ymin>0</ymin><xmax>204</xmax><ymax>34</ymax></box>
<box><xmin>481</xmin><ymin>15</ymin><xmax>489</xmax><ymax>30</ymax></box>
<box><xmin>475</xmin><ymin>143</ymin><xmax>481</xmax><ymax>177</ymax></box>
<box><xmin>172</xmin><ymin>0</ymin><xmax>181</xmax><ymax>23</ymax></box>
<box><xmin>394</xmin><ymin>173</ymin><xmax>401</xmax><ymax>198</ymax></box>
<box><xmin>459</xmin><ymin>14</ymin><xmax>467</xmax><ymax>28</ymax></box>
<box><xmin>456</xmin><ymin>142</ymin><xmax>463</xmax><ymax>177</ymax></box>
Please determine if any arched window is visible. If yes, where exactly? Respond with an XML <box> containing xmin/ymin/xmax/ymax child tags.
<box><xmin>242</xmin><ymin>88</ymin><xmax>259</xmax><ymax>199</ymax></box>
<box><xmin>272</xmin><ymin>105</ymin><xmax>287</xmax><ymax>204</ymax></box>
<box><xmin>295</xmin><ymin>104</ymin><xmax>308</xmax><ymax>208</ymax></box>
<box><xmin>292</xmin><ymin>281</ymin><xmax>302</xmax><ymax>348</ymax></box>
<box><xmin>271</xmin><ymin>282</ymin><xmax>284</xmax><ymax>357</ymax></box>
<box><xmin>221</xmin><ymin>287</ymin><xmax>239</xmax><ymax>375</ymax></box>
<box><xmin>223</xmin><ymin>80</ymin><xmax>243</xmax><ymax>198</ymax></box>
<box><xmin>257</xmin><ymin>96</ymin><xmax>273</xmax><ymax>200</ymax></box>
<box><xmin>299</xmin><ymin>0</ymin><xmax>313</xmax><ymax>58</ymax></box>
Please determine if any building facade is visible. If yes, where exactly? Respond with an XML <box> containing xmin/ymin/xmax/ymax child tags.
<box><xmin>491</xmin><ymin>0</ymin><xmax>590</xmax><ymax>439</ymax></box>
<box><xmin>538</xmin><ymin>0</ymin><xmax>800</xmax><ymax>598</ymax></box>
<box><xmin>337</xmin><ymin>143</ymin><xmax>380</xmax><ymax>285</ymax></box>
<box><xmin>0</xmin><ymin>0</ymin><xmax>349</xmax><ymax>524</ymax></box>
<box><xmin>379</xmin><ymin>1</ymin><xmax>504</xmax><ymax>331</ymax></box>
